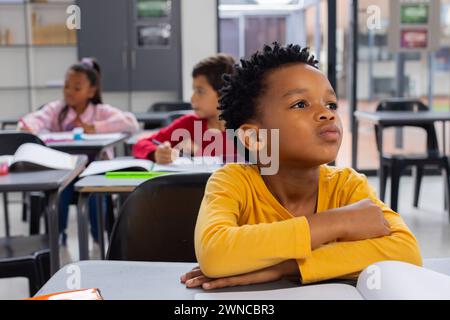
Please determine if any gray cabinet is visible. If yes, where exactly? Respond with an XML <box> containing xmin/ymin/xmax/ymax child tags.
<box><xmin>76</xmin><ymin>0</ymin><xmax>182</xmax><ymax>96</ymax></box>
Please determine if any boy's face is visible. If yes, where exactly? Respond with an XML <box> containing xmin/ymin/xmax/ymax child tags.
<box><xmin>191</xmin><ymin>75</ymin><xmax>220</xmax><ymax>119</ymax></box>
<box><xmin>251</xmin><ymin>63</ymin><xmax>343</xmax><ymax>167</ymax></box>
<box><xmin>64</xmin><ymin>70</ymin><xmax>96</xmax><ymax>108</ymax></box>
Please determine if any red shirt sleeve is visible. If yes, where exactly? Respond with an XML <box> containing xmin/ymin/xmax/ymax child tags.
<box><xmin>132</xmin><ymin>114</ymin><xmax>199</xmax><ymax>159</ymax></box>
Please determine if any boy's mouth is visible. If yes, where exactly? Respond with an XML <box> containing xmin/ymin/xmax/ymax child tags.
<box><xmin>318</xmin><ymin>124</ymin><xmax>341</xmax><ymax>141</ymax></box>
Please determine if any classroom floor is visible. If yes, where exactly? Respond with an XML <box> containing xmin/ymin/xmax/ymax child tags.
<box><xmin>1</xmin><ymin>174</ymin><xmax>450</xmax><ymax>299</ymax></box>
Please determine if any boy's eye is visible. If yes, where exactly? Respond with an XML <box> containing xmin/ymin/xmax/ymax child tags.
<box><xmin>291</xmin><ymin>101</ymin><xmax>307</xmax><ymax>109</ymax></box>
<box><xmin>328</xmin><ymin>103</ymin><xmax>338</xmax><ymax>110</ymax></box>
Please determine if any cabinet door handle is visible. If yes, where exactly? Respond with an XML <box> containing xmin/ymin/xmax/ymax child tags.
<box><xmin>131</xmin><ymin>50</ymin><xmax>136</xmax><ymax>70</ymax></box>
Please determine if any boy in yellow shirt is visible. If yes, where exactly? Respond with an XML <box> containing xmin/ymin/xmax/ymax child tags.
<box><xmin>181</xmin><ymin>43</ymin><xmax>422</xmax><ymax>289</ymax></box>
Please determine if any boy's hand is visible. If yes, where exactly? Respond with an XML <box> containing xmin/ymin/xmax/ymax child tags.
<box><xmin>155</xmin><ymin>141</ymin><xmax>179</xmax><ymax>164</ymax></box>
<box><xmin>180</xmin><ymin>260</ymin><xmax>299</xmax><ymax>290</ymax></box>
<box><xmin>338</xmin><ymin>199</ymin><xmax>391</xmax><ymax>242</ymax></box>
<box><xmin>174</xmin><ymin>139</ymin><xmax>198</xmax><ymax>157</ymax></box>
<box><xmin>307</xmin><ymin>198</ymin><xmax>392</xmax><ymax>249</ymax></box>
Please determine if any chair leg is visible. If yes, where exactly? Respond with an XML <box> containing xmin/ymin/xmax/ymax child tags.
<box><xmin>3</xmin><ymin>192</ymin><xmax>10</xmax><ymax>237</ymax></box>
<box><xmin>442</xmin><ymin>160</ymin><xmax>450</xmax><ymax>222</ymax></box>
<box><xmin>442</xmin><ymin>168</ymin><xmax>450</xmax><ymax>210</ymax></box>
<box><xmin>36</xmin><ymin>252</ymin><xmax>51</xmax><ymax>288</ymax></box>
<box><xmin>96</xmin><ymin>194</ymin><xmax>106</xmax><ymax>260</ymax></box>
<box><xmin>27</xmin><ymin>263</ymin><xmax>41</xmax><ymax>297</ymax></box>
<box><xmin>22</xmin><ymin>192</ymin><xmax>28</xmax><ymax>222</ymax></box>
<box><xmin>105</xmin><ymin>195</ymin><xmax>115</xmax><ymax>240</ymax></box>
<box><xmin>379</xmin><ymin>164</ymin><xmax>389</xmax><ymax>202</ymax></box>
<box><xmin>445</xmin><ymin>171</ymin><xmax>449</xmax><ymax>211</ymax></box>
<box><xmin>29</xmin><ymin>193</ymin><xmax>45</xmax><ymax>235</ymax></box>
<box><xmin>413</xmin><ymin>166</ymin><xmax>424</xmax><ymax>208</ymax></box>
<box><xmin>390</xmin><ymin>164</ymin><xmax>401</xmax><ymax>212</ymax></box>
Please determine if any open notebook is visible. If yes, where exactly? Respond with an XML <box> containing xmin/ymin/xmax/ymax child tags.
<box><xmin>26</xmin><ymin>288</ymin><xmax>103</xmax><ymax>300</ymax></box>
<box><xmin>79</xmin><ymin>156</ymin><xmax>223</xmax><ymax>177</ymax></box>
<box><xmin>0</xmin><ymin>143</ymin><xmax>78</xmax><ymax>172</ymax></box>
<box><xmin>39</xmin><ymin>132</ymin><xmax>124</xmax><ymax>142</ymax></box>
<box><xmin>195</xmin><ymin>261</ymin><xmax>450</xmax><ymax>300</ymax></box>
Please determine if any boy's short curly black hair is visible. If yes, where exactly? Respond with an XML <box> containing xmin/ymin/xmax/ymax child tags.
<box><xmin>219</xmin><ymin>42</ymin><xmax>319</xmax><ymax>130</ymax></box>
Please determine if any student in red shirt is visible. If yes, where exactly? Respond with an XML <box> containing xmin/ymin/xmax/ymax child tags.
<box><xmin>132</xmin><ymin>54</ymin><xmax>236</xmax><ymax>163</ymax></box>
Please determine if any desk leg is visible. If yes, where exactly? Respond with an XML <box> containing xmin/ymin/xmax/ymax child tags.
<box><xmin>2</xmin><ymin>193</ymin><xmax>10</xmax><ymax>237</ymax></box>
<box><xmin>77</xmin><ymin>193</ymin><xmax>90</xmax><ymax>261</ymax></box>
<box><xmin>96</xmin><ymin>193</ymin><xmax>106</xmax><ymax>260</ymax></box>
<box><xmin>47</xmin><ymin>191</ymin><xmax>60</xmax><ymax>275</ymax></box>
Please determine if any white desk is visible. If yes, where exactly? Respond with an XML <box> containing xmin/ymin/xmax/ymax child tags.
<box><xmin>0</xmin><ymin>156</ymin><xmax>88</xmax><ymax>274</ymax></box>
<box><xmin>36</xmin><ymin>261</ymin><xmax>299</xmax><ymax>300</ymax></box>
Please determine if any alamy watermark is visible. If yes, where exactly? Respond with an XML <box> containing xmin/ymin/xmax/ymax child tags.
<box><xmin>170</xmin><ymin>120</ymin><xmax>280</xmax><ymax>175</ymax></box>
<box><xmin>366</xmin><ymin>5</ymin><xmax>382</xmax><ymax>30</ymax></box>
<box><xmin>66</xmin><ymin>5</ymin><xmax>81</xmax><ymax>30</ymax></box>
<box><xmin>365</xmin><ymin>264</ymin><xmax>382</xmax><ymax>290</ymax></box>
<box><xmin>65</xmin><ymin>264</ymin><xmax>82</xmax><ymax>290</ymax></box>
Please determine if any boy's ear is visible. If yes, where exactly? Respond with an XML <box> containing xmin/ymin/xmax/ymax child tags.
<box><xmin>237</xmin><ymin>124</ymin><xmax>266</xmax><ymax>152</ymax></box>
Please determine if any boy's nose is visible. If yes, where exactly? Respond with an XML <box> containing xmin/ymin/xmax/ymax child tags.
<box><xmin>316</xmin><ymin>108</ymin><xmax>335</xmax><ymax>121</ymax></box>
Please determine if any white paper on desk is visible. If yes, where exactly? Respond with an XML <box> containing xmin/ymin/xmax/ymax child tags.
<box><xmin>39</xmin><ymin>132</ymin><xmax>73</xmax><ymax>141</ymax></box>
<box><xmin>8</xmin><ymin>143</ymin><xmax>77</xmax><ymax>171</ymax></box>
<box><xmin>357</xmin><ymin>261</ymin><xmax>450</xmax><ymax>300</ymax></box>
<box><xmin>152</xmin><ymin>156</ymin><xmax>223</xmax><ymax>172</ymax></box>
<box><xmin>195</xmin><ymin>284</ymin><xmax>363</xmax><ymax>300</ymax></box>
<box><xmin>196</xmin><ymin>261</ymin><xmax>450</xmax><ymax>301</ymax></box>
<box><xmin>82</xmin><ymin>133</ymin><xmax>124</xmax><ymax>141</ymax></box>
<box><xmin>80</xmin><ymin>159</ymin><xmax>154</xmax><ymax>177</ymax></box>
<box><xmin>39</xmin><ymin>132</ymin><xmax>124</xmax><ymax>141</ymax></box>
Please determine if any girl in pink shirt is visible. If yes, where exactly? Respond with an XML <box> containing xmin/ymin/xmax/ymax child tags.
<box><xmin>18</xmin><ymin>58</ymin><xmax>139</xmax><ymax>244</ymax></box>
<box><xmin>19</xmin><ymin>58</ymin><xmax>138</xmax><ymax>137</ymax></box>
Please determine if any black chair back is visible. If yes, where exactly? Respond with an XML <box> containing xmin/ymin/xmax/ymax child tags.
<box><xmin>376</xmin><ymin>98</ymin><xmax>428</xmax><ymax>112</ymax></box>
<box><xmin>374</xmin><ymin>99</ymin><xmax>439</xmax><ymax>155</ymax></box>
<box><xmin>106</xmin><ymin>172</ymin><xmax>211</xmax><ymax>262</ymax></box>
<box><xmin>162</xmin><ymin>110</ymin><xmax>194</xmax><ymax>126</ymax></box>
<box><xmin>148</xmin><ymin>102</ymin><xmax>191</xmax><ymax>112</ymax></box>
<box><xmin>0</xmin><ymin>132</ymin><xmax>45</xmax><ymax>156</ymax></box>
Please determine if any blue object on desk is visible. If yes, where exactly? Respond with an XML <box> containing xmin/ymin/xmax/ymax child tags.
<box><xmin>73</xmin><ymin>128</ymin><xmax>84</xmax><ymax>141</ymax></box>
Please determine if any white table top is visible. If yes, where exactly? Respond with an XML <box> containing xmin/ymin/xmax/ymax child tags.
<box><xmin>36</xmin><ymin>261</ymin><xmax>299</xmax><ymax>300</ymax></box>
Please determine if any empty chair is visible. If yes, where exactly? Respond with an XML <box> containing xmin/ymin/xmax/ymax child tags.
<box><xmin>0</xmin><ymin>236</ymin><xmax>50</xmax><ymax>296</ymax></box>
<box><xmin>162</xmin><ymin>110</ymin><xmax>194</xmax><ymax>127</ymax></box>
<box><xmin>143</xmin><ymin>102</ymin><xmax>192</xmax><ymax>129</ymax></box>
<box><xmin>107</xmin><ymin>172</ymin><xmax>211</xmax><ymax>262</ymax></box>
<box><xmin>148</xmin><ymin>101</ymin><xmax>191</xmax><ymax>112</ymax></box>
<box><xmin>0</xmin><ymin>132</ymin><xmax>51</xmax><ymax>295</ymax></box>
<box><xmin>375</xmin><ymin>99</ymin><xmax>450</xmax><ymax>219</ymax></box>
<box><xmin>0</xmin><ymin>131</ymin><xmax>45</xmax><ymax>157</ymax></box>
<box><xmin>0</xmin><ymin>132</ymin><xmax>46</xmax><ymax>236</ymax></box>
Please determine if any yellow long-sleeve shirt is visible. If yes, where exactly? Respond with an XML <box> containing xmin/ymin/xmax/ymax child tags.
<box><xmin>195</xmin><ymin>164</ymin><xmax>422</xmax><ymax>284</ymax></box>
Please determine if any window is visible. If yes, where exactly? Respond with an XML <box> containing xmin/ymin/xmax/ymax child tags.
<box><xmin>219</xmin><ymin>0</ymin><xmax>305</xmax><ymax>59</ymax></box>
